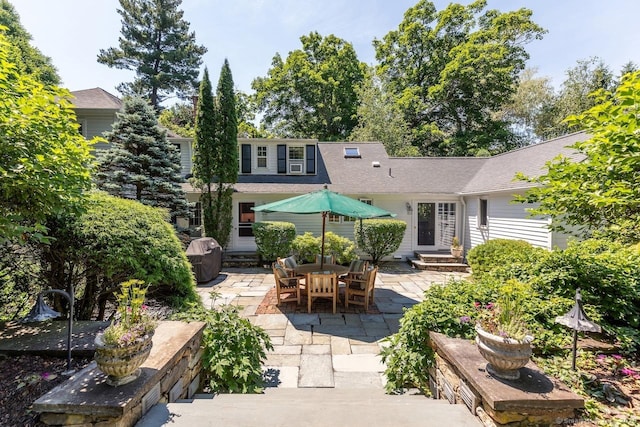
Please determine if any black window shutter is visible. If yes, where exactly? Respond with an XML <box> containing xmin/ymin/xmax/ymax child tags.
<box><xmin>277</xmin><ymin>144</ymin><xmax>286</xmax><ymax>174</ymax></box>
<box><xmin>305</xmin><ymin>145</ymin><xmax>316</xmax><ymax>174</ymax></box>
<box><xmin>241</xmin><ymin>144</ymin><xmax>251</xmax><ymax>173</ymax></box>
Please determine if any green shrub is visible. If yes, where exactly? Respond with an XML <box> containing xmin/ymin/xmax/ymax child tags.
<box><xmin>466</xmin><ymin>238</ymin><xmax>547</xmax><ymax>281</ymax></box>
<box><xmin>172</xmin><ymin>302</ymin><xmax>273</xmax><ymax>393</ymax></box>
<box><xmin>39</xmin><ymin>192</ymin><xmax>199</xmax><ymax>320</ymax></box>
<box><xmin>252</xmin><ymin>221</ymin><xmax>296</xmax><ymax>263</ymax></box>
<box><xmin>291</xmin><ymin>232</ymin><xmax>321</xmax><ymax>263</ymax></box>
<box><xmin>381</xmin><ymin>277</ymin><xmax>575</xmax><ymax>393</ymax></box>
<box><xmin>291</xmin><ymin>232</ymin><xmax>359</xmax><ymax>265</ymax></box>
<box><xmin>531</xmin><ymin>239</ymin><xmax>640</xmax><ymax>343</ymax></box>
<box><xmin>354</xmin><ymin>219</ymin><xmax>406</xmax><ymax>265</ymax></box>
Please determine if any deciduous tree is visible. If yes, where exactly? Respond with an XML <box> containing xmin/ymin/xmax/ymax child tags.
<box><xmin>375</xmin><ymin>0</ymin><xmax>545</xmax><ymax>156</ymax></box>
<box><xmin>518</xmin><ymin>71</ymin><xmax>640</xmax><ymax>243</ymax></box>
<box><xmin>349</xmin><ymin>70</ymin><xmax>419</xmax><ymax>157</ymax></box>
<box><xmin>0</xmin><ymin>0</ymin><xmax>60</xmax><ymax>85</ymax></box>
<box><xmin>0</xmin><ymin>31</ymin><xmax>92</xmax><ymax>244</ymax></box>
<box><xmin>252</xmin><ymin>32</ymin><xmax>366</xmax><ymax>140</ymax></box>
<box><xmin>97</xmin><ymin>0</ymin><xmax>207</xmax><ymax>109</ymax></box>
<box><xmin>94</xmin><ymin>97</ymin><xmax>190</xmax><ymax>220</ymax></box>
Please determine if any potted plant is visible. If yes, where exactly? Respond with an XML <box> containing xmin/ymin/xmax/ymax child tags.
<box><xmin>450</xmin><ymin>236</ymin><xmax>463</xmax><ymax>258</ymax></box>
<box><xmin>94</xmin><ymin>279</ymin><xmax>157</xmax><ymax>386</ymax></box>
<box><xmin>474</xmin><ymin>281</ymin><xmax>534</xmax><ymax>380</ymax></box>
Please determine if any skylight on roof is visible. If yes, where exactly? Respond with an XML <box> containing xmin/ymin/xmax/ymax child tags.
<box><xmin>344</xmin><ymin>147</ymin><xmax>361</xmax><ymax>158</ymax></box>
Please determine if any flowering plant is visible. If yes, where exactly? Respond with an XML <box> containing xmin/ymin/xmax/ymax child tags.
<box><xmin>101</xmin><ymin>279</ymin><xmax>157</xmax><ymax>347</ymax></box>
<box><xmin>474</xmin><ymin>280</ymin><xmax>533</xmax><ymax>343</ymax></box>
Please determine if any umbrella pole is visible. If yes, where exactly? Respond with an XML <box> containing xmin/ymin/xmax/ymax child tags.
<box><xmin>321</xmin><ymin>212</ymin><xmax>327</xmax><ymax>269</ymax></box>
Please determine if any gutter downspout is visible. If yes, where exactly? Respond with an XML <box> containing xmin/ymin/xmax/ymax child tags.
<box><xmin>460</xmin><ymin>196</ymin><xmax>467</xmax><ymax>253</ymax></box>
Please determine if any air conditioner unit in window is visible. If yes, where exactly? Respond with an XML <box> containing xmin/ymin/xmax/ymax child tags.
<box><xmin>289</xmin><ymin>163</ymin><xmax>303</xmax><ymax>174</ymax></box>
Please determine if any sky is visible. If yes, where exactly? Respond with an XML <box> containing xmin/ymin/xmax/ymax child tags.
<box><xmin>11</xmin><ymin>0</ymin><xmax>640</xmax><ymax>103</ymax></box>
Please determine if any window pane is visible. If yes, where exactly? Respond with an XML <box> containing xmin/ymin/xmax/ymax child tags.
<box><xmin>289</xmin><ymin>146</ymin><xmax>304</xmax><ymax>160</ymax></box>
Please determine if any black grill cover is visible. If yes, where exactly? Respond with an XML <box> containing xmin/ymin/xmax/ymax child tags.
<box><xmin>186</xmin><ymin>237</ymin><xmax>222</xmax><ymax>283</ymax></box>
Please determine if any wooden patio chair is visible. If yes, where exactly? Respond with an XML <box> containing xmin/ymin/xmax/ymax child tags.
<box><xmin>273</xmin><ymin>263</ymin><xmax>302</xmax><ymax>304</ymax></box>
<box><xmin>339</xmin><ymin>259</ymin><xmax>368</xmax><ymax>281</ymax></box>
<box><xmin>307</xmin><ymin>271</ymin><xmax>338</xmax><ymax>314</ymax></box>
<box><xmin>343</xmin><ymin>266</ymin><xmax>378</xmax><ymax>312</ymax></box>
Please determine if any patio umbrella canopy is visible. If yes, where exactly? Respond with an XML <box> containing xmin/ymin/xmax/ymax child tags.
<box><xmin>252</xmin><ymin>185</ymin><xmax>396</xmax><ymax>266</ymax></box>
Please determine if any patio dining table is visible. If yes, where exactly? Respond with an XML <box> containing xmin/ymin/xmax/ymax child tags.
<box><xmin>293</xmin><ymin>263</ymin><xmax>350</xmax><ymax>277</ymax></box>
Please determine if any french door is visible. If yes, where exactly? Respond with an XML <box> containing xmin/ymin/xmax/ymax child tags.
<box><xmin>416</xmin><ymin>202</ymin><xmax>456</xmax><ymax>250</ymax></box>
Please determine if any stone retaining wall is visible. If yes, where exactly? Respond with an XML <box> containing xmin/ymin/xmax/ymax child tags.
<box><xmin>429</xmin><ymin>332</ymin><xmax>584</xmax><ymax>426</ymax></box>
<box><xmin>34</xmin><ymin>321</ymin><xmax>206</xmax><ymax>427</ymax></box>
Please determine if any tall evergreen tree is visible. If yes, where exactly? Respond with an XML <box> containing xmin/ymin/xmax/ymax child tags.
<box><xmin>94</xmin><ymin>97</ymin><xmax>190</xmax><ymax>219</ymax></box>
<box><xmin>208</xmin><ymin>59</ymin><xmax>238</xmax><ymax>248</ymax></box>
<box><xmin>0</xmin><ymin>0</ymin><xmax>60</xmax><ymax>86</ymax></box>
<box><xmin>97</xmin><ymin>0</ymin><xmax>207</xmax><ymax>109</ymax></box>
<box><xmin>191</xmin><ymin>68</ymin><xmax>217</xmax><ymax>238</ymax></box>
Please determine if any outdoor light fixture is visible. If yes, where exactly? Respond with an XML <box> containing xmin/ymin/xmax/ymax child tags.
<box><xmin>406</xmin><ymin>202</ymin><xmax>413</xmax><ymax>214</ymax></box>
<box><xmin>22</xmin><ymin>287</ymin><xmax>75</xmax><ymax>375</ymax></box>
<box><xmin>555</xmin><ymin>288</ymin><xmax>601</xmax><ymax>371</ymax></box>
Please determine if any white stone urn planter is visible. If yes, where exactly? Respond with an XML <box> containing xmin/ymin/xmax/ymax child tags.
<box><xmin>475</xmin><ymin>324</ymin><xmax>533</xmax><ymax>380</ymax></box>
<box><xmin>94</xmin><ymin>332</ymin><xmax>154</xmax><ymax>386</ymax></box>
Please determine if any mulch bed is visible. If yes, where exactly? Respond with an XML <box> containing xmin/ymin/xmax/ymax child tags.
<box><xmin>256</xmin><ymin>287</ymin><xmax>380</xmax><ymax>314</ymax></box>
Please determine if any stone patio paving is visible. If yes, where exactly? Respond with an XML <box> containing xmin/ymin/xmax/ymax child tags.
<box><xmin>195</xmin><ymin>262</ymin><xmax>470</xmax><ymax>389</ymax></box>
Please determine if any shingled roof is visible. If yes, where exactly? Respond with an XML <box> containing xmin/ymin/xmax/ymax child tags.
<box><xmin>70</xmin><ymin>88</ymin><xmax>122</xmax><ymax>110</ymax></box>
<box><xmin>230</xmin><ymin>133</ymin><xmax>586</xmax><ymax>196</ymax></box>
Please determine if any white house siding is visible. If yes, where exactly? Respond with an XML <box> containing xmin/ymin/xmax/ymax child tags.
<box><xmin>172</xmin><ymin>139</ymin><xmax>192</xmax><ymax>177</ymax></box>
<box><xmin>232</xmin><ymin>193</ymin><xmax>414</xmax><ymax>260</ymax></box>
<box><xmin>464</xmin><ymin>193</ymin><xmax>553</xmax><ymax>250</ymax></box>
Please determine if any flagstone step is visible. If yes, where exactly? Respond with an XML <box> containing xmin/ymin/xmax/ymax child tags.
<box><xmin>137</xmin><ymin>388</ymin><xmax>482</xmax><ymax>427</ymax></box>
<box><xmin>222</xmin><ymin>251</ymin><xmax>260</xmax><ymax>268</ymax></box>
<box><xmin>409</xmin><ymin>258</ymin><xmax>469</xmax><ymax>273</ymax></box>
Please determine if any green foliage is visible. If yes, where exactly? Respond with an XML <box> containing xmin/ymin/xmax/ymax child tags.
<box><xmin>252</xmin><ymin>221</ymin><xmax>296</xmax><ymax>263</ymax></box>
<box><xmin>320</xmin><ymin>232</ymin><xmax>359</xmax><ymax>265</ymax></box>
<box><xmin>349</xmin><ymin>70</ymin><xmax>420</xmax><ymax>157</ymax></box>
<box><xmin>534</xmin><ymin>57</ymin><xmax>615</xmax><ymax>140</ymax></box>
<box><xmin>518</xmin><ymin>71</ymin><xmax>640</xmax><ymax>242</ymax></box>
<box><xmin>94</xmin><ymin>96</ymin><xmax>190</xmax><ymax>220</ymax></box>
<box><xmin>290</xmin><ymin>232</ymin><xmax>321</xmax><ymax>263</ymax></box>
<box><xmin>197</xmin><ymin>60</ymin><xmax>239</xmax><ymax>248</ymax></box>
<box><xmin>382</xmin><ymin>276</ymin><xmax>575</xmax><ymax>393</ymax></box>
<box><xmin>101</xmin><ymin>279</ymin><xmax>156</xmax><ymax>347</ymax></box>
<box><xmin>354</xmin><ymin>219</ymin><xmax>406</xmax><ymax>265</ymax></box>
<box><xmin>374</xmin><ymin>0</ymin><xmax>545</xmax><ymax>156</ymax></box>
<box><xmin>159</xmin><ymin>102</ymin><xmax>195</xmax><ymax>138</ymax></box>
<box><xmin>530</xmin><ymin>239</ymin><xmax>640</xmax><ymax>335</ymax></box>
<box><xmin>252</xmin><ymin>31</ymin><xmax>366</xmax><ymax>140</ymax></box>
<box><xmin>291</xmin><ymin>231</ymin><xmax>359</xmax><ymax>265</ymax></box>
<box><xmin>172</xmin><ymin>303</ymin><xmax>273</xmax><ymax>394</ymax></box>
<box><xmin>0</xmin><ymin>244</ymin><xmax>38</xmax><ymax>321</ymax></box>
<box><xmin>0</xmin><ymin>1</ymin><xmax>60</xmax><ymax>85</ymax></box>
<box><xmin>45</xmin><ymin>192</ymin><xmax>199</xmax><ymax>320</ymax></box>
<box><xmin>97</xmin><ymin>0</ymin><xmax>207</xmax><ymax>109</ymax></box>
<box><xmin>0</xmin><ymin>30</ymin><xmax>93</xmax><ymax>244</ymax></box>
<box><xmin>466</xmin><ymin>238</ymin><xmax>547</xmax><ymax>281</ymax></box>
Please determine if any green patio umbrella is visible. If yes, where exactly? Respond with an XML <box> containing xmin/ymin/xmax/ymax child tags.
<box><xmin>252</xmin><ymin>185</ymin><xmax>396</xmax><ymax>267</ymax></box>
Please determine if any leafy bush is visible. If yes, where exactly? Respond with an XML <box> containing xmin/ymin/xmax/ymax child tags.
<box><xmin>382</xmin><ymin>277</ymin><xmax>575</xmax><ymax>393</ymax></box>
<box><xmin>530</xmin><ymin>239</ymin><xmax>640</xmax><ymax>347</ymax></box>
<box><xmin>290</xmin><ymin>231</ymin><xmax>359</xmax><ymax>265</ymax></box>
<box><xmin>466</xmin><ymin>238</ymin><xmax>547</xmax><ymax>281</ymax></box>
<box><xmin>290</xmin><ymin>232</ymin><xmax>320</xmax><ymax>263</ymax></box>
<box><xmin>38</xmin><ymin>192</ymin><xmax>199</xmax><ymax>320</ymax></box>
<box><xmin>252</xmin><ymin>221</ymin><xmax>296</xmax><ymax>263</ymax></box>
<box><xmin>172</xmin><ymin>301</ymin><xmax>273</xmax><ymax>393</ymax></box>
<box><xmin>354</xmin><ymin>219</ymin><xmax>406</xmax><ymax>265</ymax></box>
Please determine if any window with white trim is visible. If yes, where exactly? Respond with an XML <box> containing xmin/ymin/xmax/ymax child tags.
<box><xmin>190</xmin><ymin>202</ymin><xmax>202</xmax><ymax>227</ymax></box>
<box><xmin>257</xmin><ymin>146</ymin><xmax>267</xmax><ymax>168</ymax></box>
<box><xmin>479</xmin><ymin>198</ymin><xmax>488</xmax><ymax>228</ymax></box>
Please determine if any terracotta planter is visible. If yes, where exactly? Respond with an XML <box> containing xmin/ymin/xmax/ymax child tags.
<box><xmin>94</xmin><ymin>333</ymin><xmax>153</xmax><ymax>386</ymax></box>
<box><xmin>475</xmin><ymin>324</ymin><xmax>532</xmax><ymax>380</ymax></box>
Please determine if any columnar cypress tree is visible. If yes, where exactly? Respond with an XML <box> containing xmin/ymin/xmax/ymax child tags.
<box><xmin>209</xmin><ymin>59</ymin><xmax>238</xmax><ymax>247</ymax></box>
<box><xmin>94</xmin><ymin>96</ymin><xmax>190</xmax><ymax>219</ymax></box>
<box><xmin>191</xmin><ymin>68</ymin><xmax>217</xmax><ymax>238</ymax></box>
